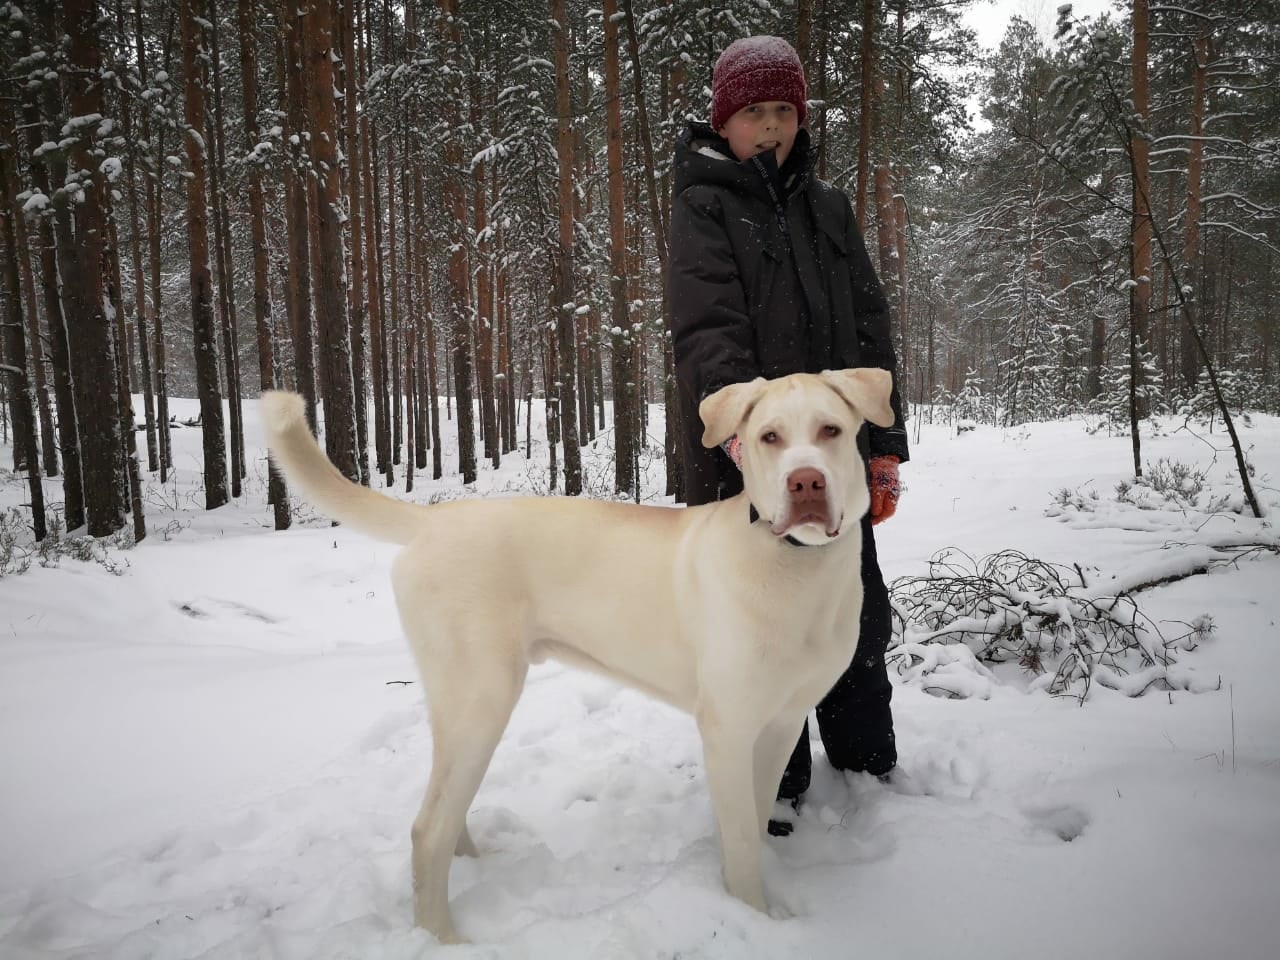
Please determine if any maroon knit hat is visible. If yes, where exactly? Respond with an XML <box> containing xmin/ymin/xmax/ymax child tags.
<box><xmin>711</xmin><ymin>36</ymin><xmax>808</xmax><ymax>131</ymax></box>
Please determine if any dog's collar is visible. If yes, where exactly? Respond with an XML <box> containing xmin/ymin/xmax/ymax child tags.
<box><xmin>748</xmin><ymin>503</ymin><xmax>813</xmax><ymax>547</ymax></box>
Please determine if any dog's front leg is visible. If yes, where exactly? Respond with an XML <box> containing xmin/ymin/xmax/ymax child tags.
<box><xmin>697</xmin><ymin>701</ymin><xmax>768</xmax><ymax>913</ymax></box>
<box><xmin>753</xmin><ymin>712</ymin><xmax>809</xmax><ymax>838</ymax></box>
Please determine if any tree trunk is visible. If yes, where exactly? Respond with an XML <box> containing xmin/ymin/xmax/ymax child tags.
<box><xmin>238</xmin><ymin>0</ymin><xmax>290</xmax><ymax>528</ymax></box>
<box><xmin>339</xmin><ymin>0</ymin><xmax>369</xmax><ymax>486</ymax></box>
<box><xmin>371</xmin><ymin>131</ymin><xmax>393</xmax><ymax>469</ymax></box>
<box><xmin>104</xmin><ymin>203</ymin><xmax>141</xmax><ymax>517</ymax></box>
<box><xmin>1087</xmin><ymin>307</ymin><xmax>1105</xmax><ymax>401</ymax></box>
<box><xmin>470</xmin><ymin>37</ymin><xmax>499</xmax><ymax>470</ymax></box>
<box><xmin>302</xmin><ymin>0</ymin><xmax>359</xmax><ymax>481</ymax></box>
<box><xmin>281</xmin><ymin>0</ymin><xmax>318</xmax><ymax>432</ymax></box>
<box><xmin>388</xmin><ymin>128</ymin><xmax>403</xmax><ymax>469</ymax></box>
<box><xmin>9</xmin><ymin>157</ymin><xmax>58</xmax><ymax>477</ymax></box>
<box><xmin>206</xmin><ymin>0</ymin><xmax>244</xmax><ymax>498</ymax></box>
<box><xmin>795</xmin><ymin>0</ymin><xmax>813</xmax><ymax>70</ymax></box>
<box><xmin>104</xmin><ymin>210</ymin><xmax>146</xmax><ymax>543</ymax></box>
<box><xmin>620</xmin><ymin>0</ymin><xmax>680</xmax><ymax>495</ymax></box>
<box><xmin>1180</xmin><ymin>31</ymin><xmax>1209</xmax><ymax>392</ymax></box>
<box><xmin>116</xmin><ymin>0</ymin><xmax>158</xmax><ymax>477</ymax></box>
<box><xmin>143</xmin><ymin>2</ymin><xmax>174</xmax><ymax>479</ymax></box>
<box><xmin>363</xmin><ymin>0</ymin><xmax>391</xmax><ymax>483</ymax></box>
<box><xmin>551</xmin><ymin>0</ymin><xmax>583</xmax><ymax>495</ymax></box>
<box><xmin>420</xmin><ymin>186</ymin><xmax>443</xmax><ymax>481</ymax></box>
<box><xmin>816</xmin><ymin>0</ymin><xmax>830</xmax><ymax>178</ymax></box>
<box><xmin>855</xmin><ymin>0</ymin><xmax>877</xmax><ymax>232</ymax></box>
<box><xmin>874</xmin><ymin>161</ymin><xmax>899</xmax><ymax>317</ymax></box>
<box><xmin>894</xmin><ymin>186</ymin><xmax>909</xmax><ymax>367</ymax></box>
<box><xmin>1129</xmin><ymin>0</ymin><xmax>1152</xmax><ymax>424</ymax></box>
<box><xmin>25</xmin><ymin>8</ymin><xmax>85</xmax><ymax>528</ymax></box>
<box><xmin>0</xmin><ymin>128</ymin><xmax>47</xmax><ymax>541</ymax></box>
<box><xmin>438</xmin><ymin>0</ymin><xmax>477</xmax><ymax>484</ymax></box>
<box><xmin>181</xmin><ymin>0</ymin><xmax>230</xmax><ymax>509</ymax></box>
<box><xmin>602</xmin><ymin>0</ymin><xmax>635</xmax><ymax>497</ymax></box>
<box><xmin>63</xmin><ymin>0</ymin><xmax>127</xmax><ymax>535</ymax></box>
<box><xmin>495</xmin><ymin>209</ymin><xmax>513</xmax><ymax>455</ymax></box>
<box><xmin>411</xmin><ymin>172</ymin><xmax>430</xmax><ymax>471</ymax></box>
<box><xmin>403</xmin><ymin>210</ymin><xmax>417</xmax><ymax>494</ymax></box>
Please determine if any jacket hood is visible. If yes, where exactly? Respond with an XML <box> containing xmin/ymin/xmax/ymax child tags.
<box><xmin>674</xmin><ymin>120</ymin><xmax>815</xmax><ymax>201</ymax></box>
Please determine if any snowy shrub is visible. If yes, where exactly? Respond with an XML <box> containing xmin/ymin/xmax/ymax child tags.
<box><xmin>1050</xmin><ymin>485</ymin><xmax>1100</xmax><ymax>512</ymax></box>
<box><xmin>1048</xmin><ymin>460</ymin><xmax>1238</xmax><ymax>524</ymax></box>
<box><xmin>1176</xmin><ymin>366</ymin><xmax>1274</xmax><ymax>422</ymax></box>
<box><xmin>36</xmin><ymin>515</ymin><xmax>132</xmax><ymax>575</ymax></box>
<box><xmin>0</xmin><ymin>507</ymin><xmax>31</xmax><ymax>578</ymax></box>
<box><xmin>1116</xmin><ymin>458</ymin><xmax>1231</xmax><ymax>514</ymax></box>
<box><xmin>888</xmin><ymin>548</ymin><xmax>1216</xmax><ymax>702</ymax></box>
<box><xmin>954</xmin><ymin>372</ymin><xmax>993</xmax><ymax>426</ymax></box>
<box><xmin>0</xmin><ymin>508</ymin><xmax>131</xmax><ymax>579</ymax></box>
<box><xmin>1088</xmin><ymin>350</ymin><xmax>1166</xmax><ymax>430</ymax></box>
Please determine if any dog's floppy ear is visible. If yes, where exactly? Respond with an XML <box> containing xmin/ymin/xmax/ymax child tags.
<box><xmin>699</xmin><ymin>378</ymin><xmax>768</xmax><ymax>448</ymax></box>
<box><xmin>821</xmin><ymin>368</ymin><xmax>895</xmax><ymax>427</ymax></box>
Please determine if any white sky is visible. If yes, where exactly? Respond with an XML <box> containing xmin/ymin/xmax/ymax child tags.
<box><xmin>962</xmin><ymin>0</ymin><xmax>1117</xmax><ymax>49</ymax></box>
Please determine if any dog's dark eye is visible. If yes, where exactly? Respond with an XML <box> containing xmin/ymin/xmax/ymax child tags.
<box><xmin>761</xmin><ymin>430</ymin><xmax>779</xmax><ymax>444</ymax></box>
<box><xmin>822</xmin><ymin>424</ymin><xmax>841</xmax><ymax>438</ymax></box>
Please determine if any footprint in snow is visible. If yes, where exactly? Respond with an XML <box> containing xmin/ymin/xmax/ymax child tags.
<box><xmin>1023</xmin><ymin>803</ymin><xmax>1090</xmax><ymax>842</ymax></box>
<box><xmin>174</xmin><ymin>598</ymin><xmax>280</xmax><ymax>623</ymax></box>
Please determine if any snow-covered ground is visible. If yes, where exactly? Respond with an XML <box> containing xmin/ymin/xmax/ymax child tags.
<box><xmin>2</xmin><ymin>397</ymin><xmax>1278</xmax><ymax>959</ymax></box>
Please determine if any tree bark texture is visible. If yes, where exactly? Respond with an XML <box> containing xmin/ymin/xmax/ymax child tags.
<box><xmin>551</xmin><ymin>0</ymin><xmax>583</xmax><ymax>495</ymax></box>
<box><xmin>0</xmin><ymin>131</ymin><xmax>47</xmax><ymax>540</ymax></box>
<box><xmin>63</xmin><ymin>0</ymin><xmax>127</xmax><ymax>534</ymax></box>
<box><xmin>181</xmin><ymin>0</ymin><xmax>230</xmax><ymax>509</ymax></box>
<box><xmin>301</xmin><ymin>0</ymin><xmax>359</xmax><ymax>482</ymax></box>
<box><xmin>602</xmin><ymin>0</ymin><xmax>636</xmax><ymax>497</ymax></box>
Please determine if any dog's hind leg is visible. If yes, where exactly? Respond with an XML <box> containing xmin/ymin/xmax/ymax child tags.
<box><xmin>408</xmin><ymin>641</ymin><xmax>526</xmax><ymax>943</ymax></box>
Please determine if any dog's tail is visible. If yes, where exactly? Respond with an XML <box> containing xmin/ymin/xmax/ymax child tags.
<box><xmin>261</xmin><ymin>391</ymin><xmax>426</xmax><ymax>545</ymax></box>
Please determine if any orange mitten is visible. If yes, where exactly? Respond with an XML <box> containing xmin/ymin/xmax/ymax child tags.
<box><xmin>869</xmin><ymin>455</ymin><xmax>901</xmax><ymax>525</ymax></box>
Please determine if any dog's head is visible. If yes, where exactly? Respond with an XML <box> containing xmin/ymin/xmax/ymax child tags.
<box><xmin>699</xmin><ymin>369</ymin><xmax>895</xmax><ymax>545</ymax></box>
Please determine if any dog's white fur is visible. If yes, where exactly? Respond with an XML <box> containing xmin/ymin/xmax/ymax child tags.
<box><xmin>261</xmin><ymin>368</ymin><xmax>894</xmax><ymax>943</ymax></box>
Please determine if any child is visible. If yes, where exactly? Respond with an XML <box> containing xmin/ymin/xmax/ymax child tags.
<box><xmin>667</xmin><ymin>35</ymin><xmax>909</xmax><ymax>834</ymax></box>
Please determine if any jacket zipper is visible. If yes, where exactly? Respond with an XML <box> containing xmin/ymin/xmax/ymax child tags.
<box><xmin>752</xmin><ymin>154</ymin><xmax>820</xmax><ymax>356</ymax></box>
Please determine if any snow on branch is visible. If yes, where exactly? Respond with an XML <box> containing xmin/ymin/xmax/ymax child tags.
<box><xmin>889</xmin><ymin>548</ymin><xmax>1221</xmax><ymax>703</ymax></box>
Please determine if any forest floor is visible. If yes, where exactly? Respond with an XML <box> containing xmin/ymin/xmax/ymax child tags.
<box><xmin>2</xmin><ymin>397</ymin><xmax>1279</xmax><ymax>959</ymax></box>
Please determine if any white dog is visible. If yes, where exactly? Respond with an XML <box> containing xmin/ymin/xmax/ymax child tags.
<box><xmin>261</xmin><ymin>367</ymin><xmax>894</xmax><ymax>943</ymax></box>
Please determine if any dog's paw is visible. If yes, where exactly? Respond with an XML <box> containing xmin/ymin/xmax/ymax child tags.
<box><xmin>764</xmin><ymin>879</ymin><xmax>807</xmax><ymax>920</ymax></box>
<box><xmin>767</xmin><ymin>900</ymin><xmax>796</xmax><ymax>921</ymax></box>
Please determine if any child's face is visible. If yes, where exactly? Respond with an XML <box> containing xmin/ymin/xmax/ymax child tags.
<box><xmin>717</xmin><ymin>101</ymin><xmax>800</xmax><ymax>167</ymax></box>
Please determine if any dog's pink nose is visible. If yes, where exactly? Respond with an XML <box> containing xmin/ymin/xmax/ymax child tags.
<box><xmin>787</xmin><ymin>468</ymin><xmax>826</xmax><ymax>499</ymax></box>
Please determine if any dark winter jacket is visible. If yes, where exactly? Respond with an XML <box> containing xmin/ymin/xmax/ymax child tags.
<box><xmin>668</xmin><ymin>122</ymin><xmax>910</xmax><ymax>506</ymax></box>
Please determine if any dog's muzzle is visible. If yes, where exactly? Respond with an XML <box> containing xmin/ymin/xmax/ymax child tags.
<box><xmin>772</xmin><ymin>467</ymin><xmax>840</xmax><ymax>539</ymax></box>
